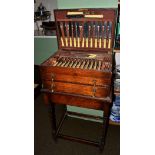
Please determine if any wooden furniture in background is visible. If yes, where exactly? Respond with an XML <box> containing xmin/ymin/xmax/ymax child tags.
<box><xmin>41</xmin><ymin>21</ymin><xmax>56</xmax><ymax>36</ymax></box>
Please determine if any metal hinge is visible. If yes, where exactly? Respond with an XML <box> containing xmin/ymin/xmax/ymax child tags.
<box><xmin>51</xmin><ymin>73</ymin><xmax>55</xmax><ymax>92</ymax></box>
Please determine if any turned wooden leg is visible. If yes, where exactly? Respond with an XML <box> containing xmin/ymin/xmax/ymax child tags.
<box><xmin>99</xmin><ymin>103</ymin><xmax>111</xmax><ymax>152</ymax></box>
<box><xmin>48</xmin><ymin>99</ymin><xmax>57</xmax><ymax>141</ymax></box>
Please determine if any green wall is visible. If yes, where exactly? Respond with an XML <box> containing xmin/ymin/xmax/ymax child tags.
<box><xmin>34</xmin><ymin>37</ymin><xmax>58</xmax><ymax>65</ymax></box>
<box><xmin>57</xmin><ymin>0</ymin><xmax>118</xmax><ymax>9</ymax></box>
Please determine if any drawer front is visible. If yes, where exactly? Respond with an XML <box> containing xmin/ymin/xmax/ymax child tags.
<box><xmin>41</xmin><ymin>73</ymin><xmax>111</xmax><ymax>86</ymax></box>
<box><xmin>43</xmin><ymin>81</ymin><xmax>111</xmax><ymax>98</ymax></box>
<box><xmin>40</xmin><ymin>66</ymin><xmax>112</xmax><ymax>86</ymax></box>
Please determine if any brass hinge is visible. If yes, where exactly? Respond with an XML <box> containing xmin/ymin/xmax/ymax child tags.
<box><xmin>51</xmin><ymin>73</ymin><xmax>55</xmax><ymax>92</ymax></box>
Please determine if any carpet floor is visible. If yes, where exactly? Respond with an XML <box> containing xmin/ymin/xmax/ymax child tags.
<box><xmin>34</xmin><ymin>94</ymin><xmax>120</xmax><ymax>155</ymax></box>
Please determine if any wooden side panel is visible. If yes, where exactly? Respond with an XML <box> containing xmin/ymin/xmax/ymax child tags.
<box><xmin>49</xmin><ymin>93</ymin><xmax>104</xmax><ymax>110</ymax></box>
